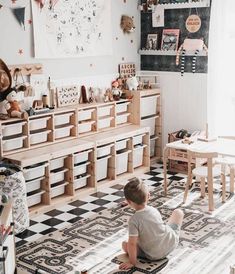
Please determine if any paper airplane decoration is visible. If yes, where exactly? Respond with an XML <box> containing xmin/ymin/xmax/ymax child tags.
<box><xmin>11</xmin><ymin>7</ymin><xmax>25</xmax><ymax>30</ymax></box>
<box><xmin>35</xmin><ymin>0</ymin><xmax>45</xmax><ymax>10</ymax></box>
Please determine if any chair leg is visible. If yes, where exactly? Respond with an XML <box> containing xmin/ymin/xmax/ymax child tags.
<box><xmin>207</xmin><ymin>176</ymin><xmax>214</xmax><ymax>211</ymax></box>
<box><xmin>183</xmin><ymin>172</ymin><xmax>193</xmax><ymax>203</ymax></box>
<box><xmin>221</xmin><ymin>165</ymin><xmax>226</xmax><ymax>203</ymax></box>
<box><xmin>200</xmin><ymin>177</ymin><xmax>206</xmax><ymax>198</ymax></box>
<box><xmin>230</xmin><ymin>167</ymin><xmax>235</xmax><ymax>194</ymax></box>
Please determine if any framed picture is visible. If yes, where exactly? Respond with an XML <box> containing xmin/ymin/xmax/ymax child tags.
<box><xmin>161</xmin><ymin>29</ymin><xmax>180</xmax><ymax>51</ymax></box>
<box><xmin>146</xmin><ymin>34</ymin><xmax>158</xmax><ymax>50</ymax></box>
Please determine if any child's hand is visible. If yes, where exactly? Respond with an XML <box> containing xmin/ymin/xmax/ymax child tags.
<box><xmin>119</xmin><ymin>262</ymin><xmax>134</xmax><ymax>270</ymax></box>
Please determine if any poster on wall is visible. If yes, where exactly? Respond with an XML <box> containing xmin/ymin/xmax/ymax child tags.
<box><xmin>31</xmin><ymin>0</ymin><xmax>112</xmax><ymax>58</ymax></box>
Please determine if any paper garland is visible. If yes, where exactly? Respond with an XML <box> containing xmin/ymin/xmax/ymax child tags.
<box><xmin>11</xmin><ymin>7</ymin><xmax>25</xmax><ymax>30</ymax></box>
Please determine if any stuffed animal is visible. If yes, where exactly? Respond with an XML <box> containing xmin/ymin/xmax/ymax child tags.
<box><xmin>111</xmin><ymin>80</ymin><xmax>122</xmax><ymax>101</ymax></box>
<box><xmin>126</xmin><ymin>76</ymin><xmax>139</xmax><ymax>91</ymax></box>
<box><xmin>0</xmin><ymin>59</ymin><xmax>13</xmax><ymax>102</ymax></box>
<box><xmin>176</xmin><ymin>38</ymin><xmax>208</xmax><ymax>76</ymax></box>
<box><xmin>120</xmin><ymin>15</ymin><xmax>135</xmax><ymax>34</ymax></box>
<box><xmin>5</xmin><ymin>90</ymin><xmax>28</xmax><ymax>119</ymax></box>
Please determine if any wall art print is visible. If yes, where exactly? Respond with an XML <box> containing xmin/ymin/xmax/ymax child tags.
<box><xmin>31</xmin><ymin>0</ymin><xmax>112</xmax><ymax>58</ymax></box>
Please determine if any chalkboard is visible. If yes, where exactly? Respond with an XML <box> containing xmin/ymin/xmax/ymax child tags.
<box><xmin>140</xmin><ymin>4</ymin><xmax>211</xmax><ymax>73</ymax></box>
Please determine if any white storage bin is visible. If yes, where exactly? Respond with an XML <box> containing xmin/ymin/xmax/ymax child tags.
<box><xmin>97</xmin><ymin>117</ymin><xmax>113</xmax><ymax>130</ymax></box>
<box><xmin>74</xmin><ymin>149</ymin><xmax>92</xmax><ymax>165</ymax></box>
<box><xmin>50</xmin><ymin>157</ymin><xmax>66</xmax><ymax>171</ymax></box>
<box><xmin>78</xmin><ymin>108</ymin><xmax>95</xmax><ymax>121</ymax></box>
<box><xmin>2</xmin><ymin>136</ymin><xmax>27</xmax><ymax>152</ymax></box>
<box><xmin>27</xmin><ymin>190</ymin><xmax>45</xmax><ymax>207</ymax></box>
<box><xmin>51</xmin><ymin>182</ymin><xmax>68</xmax><ymax>198</ymax></box>
<box><xmin>141</xmin><ymin>117</ymin><xmax>156</xmax><ymax>136</ymax></box>
<box><xmin>54</xmin><ymin>112</ymin><xmax>73</xmax><ymax>126</ymax></box>
<box><xmin>116</xmin><ymin>101</ymin><xmax>130</xmax><ymax>114</ymax></box>
<box><xmin>30</xmin><ymin>130</ymin><xmax>50</xmax><ymax>145</ymax></box>
<box><xmin>116</xmin><ymin>150</ymin><xmax>130</xmax><ymax>175</ymax></box>
<box><xmin>116</xmin><ymin>139</ymin><xmax>129</xmax><ymax>151</ymax></box>
<box><xmin>55</xmin><ymin>125</ymin><xmax>73</xmax><ymax>139</ymax></box>
<box><xmin>97</xmin><ymin>144</ymin><xmax>113</xmax><ymax>158</ymax></box>
<box><xmin>116</xmin><ymin>113</ymin><xmax>130</xmax><ymax>125</ymax></box>
<box><xmin>2</xmin><ymin>121</ymin><xmax>26</xmax><ymax>137</ymax></box>
<box><xmin>133</xmin><ymin>134</ymin><xmax>145</xmax><ymax>146</ymax></box>
<box><xmin>26</xmin><ymin>177</ymin><xmax>44</xmax><ymax>193</ymax></box>
<box><xmin>97</xmin><ymin>156</ymin><xmax>111</xmax><ymax>181</ymax></box>
<box><xmin>78</xmin><ymin>121</ymin><xmax>95</xmax><ymax>134</ymax></box>
<box><xmin>74</xmin><ymin>162</ymin><xmax>90</xmax><ymax>177</ymax></box>
<box><xmin>50</xmin><ymin>169</ymin><xmax>67</xmax><ymax>185</ymax></box>
<box><xmin>29</xmin><ymin>117</ymin><xmax>50</xmax><ymax>131</ymax></box>
<box><xmin>133</xmin><ymin>145</ymin><xmax>146</xmax><ymax>168</ymax></box>
<box><xmin>141</xmin><ymin>95</ymin><xmax>158</xmax><ymax>118</ymax></box>
<box><xmin>97</xmin><ymin>105</ymin><xmax>113</xmax><ymax>117</ymax></box>
<box><xmin>24</xmin><ymin>163</ymin><xmax>47</xmax><ymax>181</ymax></box>
<box><xmin>74</xmin><ymin>175</ymin><xmax>90</xmax><ymax>190</ymax></box>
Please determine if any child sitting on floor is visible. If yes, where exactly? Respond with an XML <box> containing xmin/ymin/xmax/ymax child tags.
<box><xmin>120</xmin><ymin>177</ymin><xmax>184</xmax><ymax>270</ymax></box>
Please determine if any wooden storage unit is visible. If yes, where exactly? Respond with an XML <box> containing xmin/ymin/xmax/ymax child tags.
<box><xmin>83</xmin><ymin>125</ymin><xmax>150</xmax><ymax>189</ymax></box>
<box><xmin>0</xmin><ymin>100</ymin><xmax>132</xmax><ymax>157</ymax></box>
<box><xmin>126</xmin><ymin>89</ymin><xmax>162</xmax><ymax>162</ymax></box>
<box><xmin>5</xmin><ymin>138</ymin><xmax>95</xmax><ymax>216</ymax></box>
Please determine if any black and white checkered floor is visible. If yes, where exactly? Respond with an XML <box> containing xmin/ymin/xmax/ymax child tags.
<box><xmin>15</xmin><ymin>164</ymin><xmax>186</xmax><ymax>248</ymax></box>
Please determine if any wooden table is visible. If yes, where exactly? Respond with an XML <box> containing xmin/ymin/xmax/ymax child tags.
<box><xmin>163</xmin><ymin>137</ymin><xmax>235</xmax><ymax>195</ymax></box>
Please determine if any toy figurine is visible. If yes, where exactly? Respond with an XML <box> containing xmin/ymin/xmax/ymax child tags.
<box><xmin>111</xmin><ymin>80</ymin><xmax>122</xmax><ymax>101</ymax></box>
<box><xmin>5</xmin><ymin>90</ymin><xmax>28</xmax><ymax>119</ymax></box>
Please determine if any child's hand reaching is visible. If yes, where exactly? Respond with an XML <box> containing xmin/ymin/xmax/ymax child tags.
<box><xmin>119</xmin><ymin>262</ymin><xmax>134</xmax><ymax>270</ymax></box>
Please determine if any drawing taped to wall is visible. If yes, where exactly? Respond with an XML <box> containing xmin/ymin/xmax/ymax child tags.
<box><xmin>161</xmin><ymin>29</ymin><xmax>180</xmax><ymax>51</ymax></box>
<box><xmin>31</xmin><ymin>0</ymin><xmax>112</xmax><ymax>58</ymax></box>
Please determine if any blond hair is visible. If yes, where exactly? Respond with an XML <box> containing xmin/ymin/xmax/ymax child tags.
<box><xmin>124</xmin><ymin>177</ymin><xmax>148</xmax><ymax>205</ymax></box>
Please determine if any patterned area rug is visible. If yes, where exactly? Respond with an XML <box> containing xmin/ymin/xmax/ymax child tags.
<box><xmin>16</xmin><ymin>181</ymin><xmax>235</xmax><ymax>274</ymax></box>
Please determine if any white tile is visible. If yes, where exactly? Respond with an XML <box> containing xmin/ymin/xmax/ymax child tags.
<box><xmin>103</xmin><ymin>202</ymin><xmax>119</xmax><ymax>209</ymax></box>
<box><xmin>80</xmin><ymin>211</ymin><xmax>96</xmax><ymax>219</ymax></box>
<box><xmin>139</xmin><ymin>174</ymin><xmax>153</xmax><ymax>180</ymax></box>
<box><xmin>102</xmin><ymin>194</ymin><xmax>120</xmax><ymax>202</ymax></box>
<box><xmin>56</xmin><ymin>212</ymin><xmax>77</xmax><ymax>221</ymax></box>
<box><xmin>25</xmin><ymin>233</ymin><xmax>44</xmax><ymax>243</ymax></box>
<box><xmin>31</xmin><ymin>214</ymin><xmax>51</xmax><ymax>223</ymax></box>
<box><xmin>29</xmin><ymin>223</ymin><xmax>51</xmax><ymax>233</ymax></box>
<box><xmin>15</xmin><ymin>236</ymin><xmax>22</xmax><ymax>243</ymax></box>
<box><xmin>98</xmin><ymin>187</ymin><xmax>118</xmax><ymax>194</ymax></box>
<box><xmin>54</xmin><ymin>221</ymin><xmax>71</xmax><ymax>230</ymax></box>
<box><xmin>79</xmin><ymin>203</ymin><xmax>100</xmax><ymax>211</ymax></box>
<box><xmin>79</xmin><ymin>195</ymin><xmax>98</xmax><ymax>203</ymax></box>
<box><xmin>57</xmin><ymin>204</ymin><xmax>76</xmax><ymax>212</ymax></box>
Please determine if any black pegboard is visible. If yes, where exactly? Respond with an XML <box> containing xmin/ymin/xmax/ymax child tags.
<box><xmin>140</xmin><ymin>4</ymin><xmax>211</xmax><ymax>73</ymax></box>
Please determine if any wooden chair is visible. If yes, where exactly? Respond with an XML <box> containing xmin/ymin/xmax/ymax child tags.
<box><xmin>183</xmin><ymin>150</ymin><xmax>222</xmax><ymax>211</ymax></box>
<box><xmin>215</xmin><ymin>136</ymin><xmax>235</xmax><ymax>200</ymax></box>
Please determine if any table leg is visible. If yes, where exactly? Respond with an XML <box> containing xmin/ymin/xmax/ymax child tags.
<box><xmin>207</xmin><ymin>160</ymin><xmax>214</xmax><ymax>211</ymax></box>
<box><xmin>163</xmin><ymin>147</ymin><xmax>169</xmax><ymax>196</ymax></box>
<box><xmin>230</xmin><ymin>167</ymin><xmax>235</xmax><ymax>194</ymax></box>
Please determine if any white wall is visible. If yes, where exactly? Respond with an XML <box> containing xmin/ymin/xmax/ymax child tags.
<box><xmin>0</xmin><ymin>0</ymin><xmax>140</xmax><ymax>80</ymax></box>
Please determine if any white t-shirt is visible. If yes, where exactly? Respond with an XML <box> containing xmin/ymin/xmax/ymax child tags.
<box><xmin>128</xmin><ymin>205</ymin><xmax>179</xmax><ymax>260</ymax></box>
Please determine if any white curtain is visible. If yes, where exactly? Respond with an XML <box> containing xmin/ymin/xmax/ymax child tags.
<box><xmin>207</xmin><ymin>0</ymin><xmax>235</xmax><ymax>136</ymax></box>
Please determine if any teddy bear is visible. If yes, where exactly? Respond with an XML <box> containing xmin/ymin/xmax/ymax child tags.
<box><xmin>120</xmin><ymin>15</ymin><xmax>135</xmax><ymax>34</ymax></box>
<box><xmin>5</xmin><ymin>90</ymin><xmax>28</xmax><ymax>119</ymax></box>
<box><xmin>126</xmin><ymin>76</ymin><xmax>139</xmax><ymax>91</ymax></box>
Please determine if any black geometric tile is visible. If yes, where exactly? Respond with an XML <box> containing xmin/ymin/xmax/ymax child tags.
<box><xmin>92</xmin><ymin>206</ymin><xmax>106</xmax><ymax>213</ymax></box>
<box><xmin>112</xmin><ymin>190</ymin><xmax>124</xmax><ymax>197</ymax></box>
<box><xmin>40</xmin><ymin>227</ymin><xmax>57</xmax><ymax>235</ymax></box>
<box><xmin>16</xmin><ymin>239</ymin><xmax>28</xmax><ymax>248</ymax></box>
<box><xmin>67</xmin><ymin>216</ymin><xmax>83</xmax><ymax>224</ymax></box>
<box><xmin>145</xmin><ymin>171</ymin><xmax>161</xmax><ymax>176</ymax></box>
<box><xmin>148</xmin><ymin>176</ymin><xmax>164</xmax><ymax>182</ymax></box>
<box><xmin>168</xmin><ymin>175</ymin><xmax>185</xmax><ymax>181</ymax></box>
<box><xmin>69</xmin><ymin>200</ymin><xmax>87</xmax><ymax>207</ymax></box>
<box><xmin>152</xmin><ymin>182</ymin><xmax>162</xmax><ymax>187</ymax></box>
<box><xmin>115</xmin><ymin>197</ymin><xmax>125</xmax><ymax>203</ymax></box>
<box><xmin>166</xmin><ymin>171</ymin><xmax>178</xmax><ymax>175</ymax></box>
<box><xmin>42</xmin><ymin>218</ymin><xmax>64</xmax><ymax>227</ymax></box>
<box><xmin>111</xmin><ymin>184</ymin><xmax>124</xmax><ymax>190</ymax></box>
<box><xmin>67</xmin><ymin>208</ymin><xmax>89</xmax><ymax>216</ymax></box>
<box><xmin>91</xmin><ymin>199</ymin><xmax>110</xmax><ymax>206</ymax></box>
<box><xmin>29</xmin><ymin>220</ymin><xmax>38</xmax><ymax>226</ymax></box>
<box><xmin>90</xmin><ymin>192</ymin><xmax>107</xmax><ymax>198</ymax></box>
<box><xmin>45</xmin><ymin>209</ymin><xmax>64</xmax><ymax>217</ymax></box>
<box><xmin>16</xmin><ymin>229</ymin><xmax>36</xmax><ymax>239</ymax></box>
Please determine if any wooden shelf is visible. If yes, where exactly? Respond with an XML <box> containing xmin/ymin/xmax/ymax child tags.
<box><xmin>139</xmin><ymin>49</ymin><xmax>208</xmax><ymax>56</ymax></box>
<box><xmin>140</xmin><ymin>0</ymin><xmax>210</xmax><ymax>12</ymax></box>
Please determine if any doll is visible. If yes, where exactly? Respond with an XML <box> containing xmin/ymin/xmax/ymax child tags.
<box><xmin>111</xmin><ymin>80</ymin><xmax>122</xmax><ymax>101</ymax></box>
